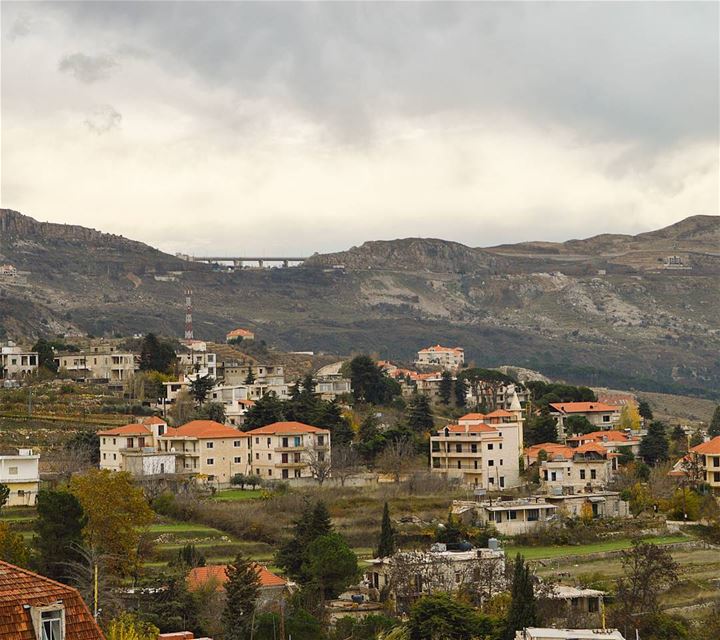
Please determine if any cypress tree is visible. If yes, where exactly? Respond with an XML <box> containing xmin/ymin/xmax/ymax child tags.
<box><xmin>709</xmin><ymin>405</ymin><xmax>720</xmax><ymax>437</ymax></box>
<box><xmin>376</xmin><ymin>502</ymin><xmax>396</xmax><ymax>558</ymax></box>
<box><xmin>221</xmin><ymin>554</ymin><xmax>260</xmax><ymax>640</ymax></box>
<box><xmin>406</xmin><ymin>392</ymin><xmax>434</xmax><ymax>432</ymax></box>
<box><xmin>504</xmin><ymin>554</ymin><xmax>536</xmax><ymax>640</ymax></box>
<box><xmin>275</xmin><ymin>500</ymin><xmax>333</xmax><ymax>582</ymax></box>
<box><xmin>454</xmin><ymin>377</ymin><xmax>467</xmax><ymax>407</ymax></box>
<box><xmin>438</xmin><ymin>371</ymin><xmax>453</xmax><ymax>405</ymax></box>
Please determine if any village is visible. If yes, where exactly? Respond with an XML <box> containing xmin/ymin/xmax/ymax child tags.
<box><xmin>1</xmin><ymin>309</ymin><xmax>719</xmax><ymax>640</ymax></box>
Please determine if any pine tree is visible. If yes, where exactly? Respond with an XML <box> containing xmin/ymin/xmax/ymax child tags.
<box><xmin>275</xmin><ymin>500</ymin><xmax>333</xmax><ymax>582</ymax></box>
<box><xmin>709</xmin><ymin>406</ymin><xmax>720</xmax><ymax>438</ymax></box>
<box><xmin>638</xmin><ymin>399</ymin><xmax>654</xmax><ymax>421</ymax></box>
<box><xmin>438</xmin><ymin>371</ymin><xmax>453</xmax><ymax>405</ymax></box>
<box><xmin>244</xmin><ymin>368</ymin><xmax>255</xmax><ymax>384</ymax></box>
<box><xmin>221</xmin><ymin>554</ymin><xmax>260</xmax><ymax>640</ymax></box>
<box><xmin>406</xmin><ymin>392</ymin><xmax>434</xmax><ymax>432</ymax></box>
<box><xmin>525</xmin><ymin>410</ymin><xmax>558</xmax><ymax>446</ymax></box>
<box><xmin>639</xmin><ymin>421</ymin><xmax>670</xmax><ymax>465</ymax></box>
<box><xmin>454</xmin><ymin>377</ymin><xmax>467</xmax><ymax>407</ymax></box>
<box><xmin>504</xmin><ymin>554</ymin><xmax>536</xmax><ymax>640</ymax></box>
<box><xmin>376</xmin><ymin>502</ymin><xmax>396</xmax><ymax>558</ymax></box>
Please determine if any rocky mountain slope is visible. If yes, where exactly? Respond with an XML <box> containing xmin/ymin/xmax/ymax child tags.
<box><xmin>1</xmin><ymin>209</ymin><xmax>718</xmax><ymax>398</ymax></box>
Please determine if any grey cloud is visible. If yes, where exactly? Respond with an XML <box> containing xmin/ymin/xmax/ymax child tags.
<box><xmin>84</xmin><ymin>105</ymin><xmax>122</xmax><ymax>134</ymax></box>
<box><xmin>58</xmin><ymin>52</ymin><xmax>118</xmax><ymax>83</ymax></box>
<box><xmin>44</xmin><ymin>2</ymin><xmax>718</xmax><ymax>150</ymax></box>
<box><xmin>7</xmin><ymin>13</ymin><xmax>34</xmax><ymax>40</ymax></box>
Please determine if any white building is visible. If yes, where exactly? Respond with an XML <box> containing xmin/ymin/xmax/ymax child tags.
<box><xmin>55</xmin><ymin>348</ymin><xmax>136</xmax><ymax>384</ymax></box>
<box><xmin>415</xmin><ymin>345</ymin><xmax>465</xmax><ymax>371</ymax></box>
<box><xmin>516</xmin><ymin>630</ymin><xmax>624</xmax><ymax>640</ymax></box>
<box><xmin>0</xmin><ymin>343</ymin><xmax>39</xmax><ymax>379</ymax></box>
<box><xmin>549</xmin><ymin>402</ymin><xmax>620</xmax><ymax>437</ymax></box>
<box><xmin>314</xmin><ymin>362</ymin><xmax>352</xmax><ymax>400</ymax></box>
<box><xmin>177</xmin><ymin>342</ymin><xmax>217</xmax><ymax>378</ymax></box>
<box><xmin>0</xmin><ymin>449</ymin><xmax>40</xmax><ymax>506</ymax></box>
<box><xmin>472</xmin><ymin>498</ymin><xmax>559</xmax><ymax>536</ymax></box>
<box><xmin>244</xmin><ymin>421</ymin><xmax>330</xmax><ymax>481</ymax></box>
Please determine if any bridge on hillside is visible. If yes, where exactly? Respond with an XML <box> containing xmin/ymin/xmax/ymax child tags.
<box><xmin>176</xmin><ymin>254</ymin><xmax>309</xmax><ymax>268</ymax></box>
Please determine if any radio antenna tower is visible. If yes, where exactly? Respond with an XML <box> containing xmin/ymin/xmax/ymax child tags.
<box><xmin>184</xmin><ymin>288</ymin><xmax>194</xmax><ymax>340</ymax></box>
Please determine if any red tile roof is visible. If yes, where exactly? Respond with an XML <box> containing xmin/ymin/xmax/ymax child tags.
<box><xmin>142</xmin><ymin>416</ymin><xmax>167</xmax><ymax>425</ymax></box>
<box><xmin>418</xmin><ymin>345</ymin><xmax>464</xmax><ymax>354</ymax></box>
<box><xmin>441</xmin><ymin>423</ymin><xmax>497</xmax><ymax>434</ymax></box>
<box><xmin>691</xmin><ymin>436</ymin><xmax>720</xmax><ymax>455</ymax></box>
<box><xmin>484</xmin><ymin>409</ymin><xmax>516</xmax><ymax>418</ymax></box>
<box><xmin>459</xmin><ymin>413</ymin><xmax>488</xmax><ymax>421</ymax></box>
<box><xmin>226</xmin><ymin>328</ymin><xmax>255</xmax><ymax>338</ymax></box>
<box><xmin>163</xmin><ymin>420</ymin><xmax>247</xmax><ymax>439</ymax></box>
<box><xmin>550</xmin><ymin>402</ymin><xmax>620</xmax><ymax>414</ymax></box>
<box><xmin>245</xmin><ymin>421</ymin><xmax>329</xmax><ymax>435</ymax></box>
<box><xmin>97</xmin><ymin>423</ymin><xmax>151</xmax><ymax>437</ymax></box>
<box><xmin>0</xmin><ymin>560</ymin><xmax>105</xmax><ymax>639</ymax></box>
<box><xmin>187</xmin><ymin>564</ymin><xmax>287</xmax><ymax>592</ymax></box>
<box><xmin>525</xmin><ymin>443</ymin><xmax>575</xmax><ymax>461</ymax></box>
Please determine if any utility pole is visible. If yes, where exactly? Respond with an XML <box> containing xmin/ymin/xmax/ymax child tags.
<box><xmin>27</xmin><ymin>386</ymin><xmax>32</xmax><ymax>416</ymax></box>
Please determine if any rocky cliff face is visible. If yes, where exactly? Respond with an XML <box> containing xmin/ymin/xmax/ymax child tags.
<box><xmin>1</xmin><ymin>209</ymin><xmax>718</xmax><ymax>398</ymax></box>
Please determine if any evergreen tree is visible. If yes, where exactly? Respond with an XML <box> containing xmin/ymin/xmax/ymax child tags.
<box><xmin>638</xmin><ymin>399</ymin><xmax>654</xmax><ymax>421</ymax></box>
<box><xmin>406</xmin><ymin>392</ymin><xmax>434</xmax><ymax>432</ymax></box>
<box><xmin>709</xmin><ymin>405</ymin><xmax>720</xmax><ymax>438</ymax></box>
<box><xmin>504</xmin><ymin>554</ymin><xmax>536</xmax><ymax>639</ymax></box>
<box><xmin>357</xmin><ymin>413</ymin><xmax>387</xmax><ymax>462</ymax></box>
<box><xmin>438</xmin><ymin>371</ymin><xmax>453</xmax><ymax>405</ymax></box>
<box><xmin>639</xmin><ymin>421</ymin><xmax>670</xmax><ymax>465</ymax></box>
<box><xmin>275</xmin><ymin>501</ymin><xmax>333</xmax><ymax>582</ymax></box>
<box><xmin>139</xmin><ymin>333</ymin><xmax>176</xmax><ymax>373</ymax></box>
<box><xmin>189</xmin><ymin>374</ymin><xmax>215</xmax><ymax>406</ymax></box>
<box><xmin>454</xmin><ymin>377</ymin><xmax>467</xmax><ymax>407</ymax></box>
<box><xmin>302</xmin><ymin>533</ymin><xmax>359</xmax><ymax>600</ymax></box>
<box><xmin>32</xmin><ymin>339</ymin><xmax>58</xmax><ymax>373</ymax></box>
<box><xmin>174</xmin><ymin>543</ymin><xmax>206</xmax><ymax>568</ymax></box>
<box><xmin>524</xmin><ymin>410</ymin><xmax>558</xmax><ymax>446</ymax></box>
<box><xmin>242</xmin><ymin>393</ymin><xmax>285</xmax><ymax>429</ymax></box>
<box><xmin>349</xmin><ymin>355</ymin><xmax>399</xmax><ymax>405</ymax></box>
<box><xmin>376</xmin><ymin>502</ymin><xmax>396</xmax><ymax>558</ymax></box>
<box><xmin>244</xmin><ymin>368</ymin><xmax>256</xmax><ymax>384</ymax></box>
<box><xmin>34</xmin><ymin>489</ymin><xmax>86</xmax><ymax>582</ymax></box>
<box><xmin>222</xmin><ymin>554</ymin><xmax>261</xmax><ymax>640</ymax></box>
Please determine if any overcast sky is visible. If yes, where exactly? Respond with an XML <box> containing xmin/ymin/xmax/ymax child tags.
<box><xmin>2</xmin><ymin>1</ymin><xmax>718</xmax><ymax>256</ymax></box>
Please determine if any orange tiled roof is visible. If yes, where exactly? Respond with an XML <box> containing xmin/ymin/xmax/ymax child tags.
<box><xmin>187</xmin><ymin>563</ymin><xmax>287</xmax><ymax>592</ymax></box>
<box><xmin>459</xmin><ymin>413</ymin><xmax>488</xmax><ymax>421</ymax></box>
<box><xmin>550</xmin><ymin>402</ymin><xmax>620</xmax><ymax>414</ymax></box>
<box><xmin>97</xmin><ymin>423</ymin><xmax>151</xmax><ymax>437</ymax></box>
<box><xmin>484</xmin><ymin>409</ymin><xmax>516</xmax><ymax>418</ymax></box>
<box><xmin>575</xmin><ymin>443</ymin><xmax>609</xmax><ymax>456</ymax></box>
<box><xmin>419</xmin><ymin>345</ymin><xmax>464</xmax><ymax>354</ymax></box>
<box><xmin>442</xmin><ymin>423</ymin><xmax>497</xmax><ymax>434</ymax></box>
<box><xmin>0</xmin><ymin>560</ymin><xmax>105</xmax><ymax>639</ymax></box>
<box><xmin>226</xmin><ymin>328</ymin><xmax>255</xmax><ymax>338</ymax></box>
<box><xmin>164</xmin><ymin>420</ymin><xmax>247</xmax><ymax>439</ymax></box>
<box><xmin>568</xmin><ymin>430</ymin><xmax>631</xmax><ymax>443</ymax></box>
<box><xmin>525</xmin><ymin>443</ymin><xmax>574</xmax><ymax>461</ymax></box>
<box><xmin>245</xmin><ymin>421</ymin><xmax>329</xmax><ymax>435</ymax></box>
<box><xmin>142</xmin><ymin>416</ymin><xmax>167</xmax><ymax>425</ymax></box>
<box><xmin>691</xmin><ymin>436</ymin><xmax>720</xmax><ymax>455</ymax></box>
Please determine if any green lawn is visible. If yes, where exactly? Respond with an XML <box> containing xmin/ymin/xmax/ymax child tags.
<box><xmin>508</xmin><ymin>535</ymin><xmax>688</xmax><ymax>560</ymax></box>
<box><xmin>210</xmin><ymin>489</ymin><xmax>263</xmax><ymax>501</ymax></box>
<box><xmin>148</xmin><ymin>522</ymin><xmax>224</xmax><ymax>534</ymax></box>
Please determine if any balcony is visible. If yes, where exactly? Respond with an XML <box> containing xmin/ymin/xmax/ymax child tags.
<box><xmin>275</xmin><ymin>446</ymin><xmax>305</xmax><ymax>452</ymax></box>
<box><xmin>276</xmin><ymin>461</ymin><xmax>307</xmax><ymax>468</ymax></box>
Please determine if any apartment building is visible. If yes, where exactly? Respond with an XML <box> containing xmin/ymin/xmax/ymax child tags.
<box><xmin>549</xmin><ymin>402</ymin><xmax>620</xmax><ymax>437</ymax></box>
<box><xmin>525</xmin><ymin>442</ymin><xmax>616</xmax><ymax>494</ymax></box>
<box><xmin>683</xmin><ymin>436</ymin><xmax>720</xmax><ymax>495</ymax></box>
<box><xmin>430</xmin><ymin>402</ymin><xmax>524</xmax><ymax>489</ymax></box>
<box><xmin>244</xmin><ymin>421</ymin><xmax>331</xmax><ymax>481</ymax></box>
<box><xmin>0</xmin><ymin>343</ymin><xmax>38</xmax><ymax>379</ymax></box>
<box><xmin>208</xmin><ymin>384</ymin><xmax>255</xmax><ymax>425</ymax></box>
<box><xmin>221</xmin><ymin>363</ymin><xmax>285</xmax><ymax>387</ymax></box>
<box><xmin>567</xmin><ymin>430</ymin><xmax>641</xmax><ymax>457</ymax></box>
<box><xmin>516</xmin><ymin>629</ymin><xmax>625</xmax><ymax>640</ymax></box>
<box><xmin>55</xmin><ymin>349</ymin><xmax>136</xmax><ymax>383</ymax></box>
<box><xmin>472</xmin><ymin>498</ymin><xmax>559</xmax><ymax>536</ymax></box>
<box><xmin>0</xmin><ymin>449</ymin><xmax>40</xmax><ymax>506</ymax></box>
<box><xmin>415</xmin><ymin>345</ymin><xmax>465</xmax><ymax>371</ymax></box>
<box><xmin>313</xmin><ymin>362</ymin><xmax>352</xmax><ymax>400</ymax></box>
<box><xmin>177</xmin><ymin>342</ymin><xmax>217</xmax><ymax>378</ymax></box>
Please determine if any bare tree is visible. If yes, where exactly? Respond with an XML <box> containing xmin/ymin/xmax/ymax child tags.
<box><xmin>170</xmin><ymin>388</ymin><xmax>195</xmax><ymax>425</ymax></box>
<box><xmin>377</xmin><ymin>438</ymin><xmax>422</xmax><ymax>483</ymax></box>
<box><xmin>332</xmin><ymin>443</ymin><xmax>361</xmax><ymax>487</ymax></box>
<box><xmin>306</xmin><ymin>447</ymin><xmax>332</xmax><ymax>486</ymax></box>
<box><xmin>680</xmin><ymin>451</ymin><xmax>705</xmax><ymax>489</ymax></box>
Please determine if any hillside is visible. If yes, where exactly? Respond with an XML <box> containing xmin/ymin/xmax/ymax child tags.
<box><xmin>1</xmin><ymin>209</ymin><xmax>719</xmax><ymax>397</ymax></box>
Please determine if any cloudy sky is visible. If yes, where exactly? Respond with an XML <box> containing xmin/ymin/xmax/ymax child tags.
<box><xmin>1</xmin><ymin>2</ymin><xmax>718</xmax><ymax>256</ymax></box>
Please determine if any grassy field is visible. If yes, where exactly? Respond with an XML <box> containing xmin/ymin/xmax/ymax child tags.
<box><xmin>210</xmin><ymin>488</ymin><xmax>263</xmax><ymax>501</ymax></box>
<box><xmin>508</xmin><ymin>534</ymin><xmax>688</xmax><ymax>560</ymax></box>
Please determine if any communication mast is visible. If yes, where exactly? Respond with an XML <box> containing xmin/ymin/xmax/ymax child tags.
<box><xmin>184</xmin><ymin>288</ymin><xmax>194</xmax><ymax>340</ymax></box>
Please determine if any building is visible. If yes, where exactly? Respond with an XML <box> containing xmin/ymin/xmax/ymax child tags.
<box><xmin>0</xmin><ymin>559</ymin><xmax>104</xmax><ymax>639</ymax></box>
<box><xmin>226</xmin><ymin>328</ymin><xmax>255</xmax><ymax>342</ymax></box>
<box><xmin>549</xmin><ymin>402</ymin><xmax>621</xmax><ymax>437</ymax></box>
<box><xmin>313</xmin><ymin>362</ymin><xmax>352</xmax><ymax>400</ymax></box>
<box><xmin>430</xmin><ymin>404</ymin><xmax>524</xmax><ymax>489</ymax></box>
<box><xmin>545</xmin><ymin>491</ymin><xmax>630</xmax><ymax>519</ymax></box>
<box><xmin>0</xmin><ymin>343</ymin><xmax>38</xmax><ymax>379</ymax></box>
<box><xmin>677</xmin><ymin>436</ymin><xmax>720</xmax><ymax>495</ymax></box>
<box><xmin>0</xmin><ymin>264</ymin><xmax>17</xmax><ymax>277</ymax></box>
<box><xmin>221</xmin><ymin>363</ymin><xmax>286</xmax><ymax>387</ymax></box>
<box><xmin>244</xmin><ymin>421</ymin><xmax>330</xmax><ymax>481</ymax></box>
<box><xmin>471</xmin><ymin>498</ymin><xmax>559</xmax><ymax>535</ymax></box>
<box><xmin>516</xmin><ymin>629</ymin><xmax>624</xmax><ymax>640</ymax></box>
<box><xmin>366</xmin><ymin>543</ymin><xmax>505</xmax><ymax>612</ymax></box>
<box><xmin>525</xmin><ymin>443</ymin><xmax>617</xmax><ymax>494</ymax></box>
<box><xmin>187</xmin><ymin>563</ymin><xmax>288</xmax><ymax>611</ymax></box>
<box><xmin>566</xmin><ymin>430</ymin><xmax>641</xmax><ymax>457</ymax></box>
<box><xmin>207</xmin><ymin>385</ymin><xmax>255</xmax><ymax>426</ymax></box>
<box><xmin>415</xmin><ymin>345</ymin><xmax>465</xmax><ymax>370</ymax></box>
<box><xmin>54</xmin><ymin>349</ymin><xmax>136</xmax><ymax>384</ymax></box>
<box><xmin>177</xmin><ymin>343</ymin><xmax>217</xmax><ymax>378</ymax></box>
<box><xmin>0</xmin><ymin>449</ymin><xmax>40</xmax><ymax>506</ymax></box>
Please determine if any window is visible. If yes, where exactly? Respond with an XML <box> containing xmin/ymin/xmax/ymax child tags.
<box><xmin>112</xmin><ymin>438</ymin><xmax>116</xmax><ymax>445</ymax></box>
<box><xmin>102</xmin><ymin>438</ymin><xmax>106</xmax><ymax>445</ymax></box>
<box><xmin>294</xmin><ymin>469</ymin><xmax>301</xmax><ymax>478</ymax></box>
<box><xmin>255</xmin><ymin>452</ymin><xmax>259</xmax><ymax>460</ymax></box>
<box><xmin>267</xmin><ymin>438</ymin><xmax>271</xmax><ymax>446</ymax></box>
<box><xmin>206</xmin><ymin>458</ymin><xmax>214</xmax><ymax>465</ymax></box>
<box><xmin>267</xmin><ymin>453</ymin><xmax>272</xmax><ymax>460</ymax></box>
<box><xmin>487</xmin><ymin>443</ymin><xmax>494</xmax><ymax>450</ymax></box>
<box><xmin>282</xmin><ymin>437</ymin><xmax>289</xmax><ymax>447</ymax></box>
<box><xmin>234</xmin><ymin>440</ymin><xmax>242</xmax><ymax>447</ymax></box>
<box><xmin>457</xmin><ymin>461</ymin><xmax>461</xmax><ymax>469</ymax></box>
<box><xmin>206</xmin><ymin>442</ymin><xmax>214</xmax><ymax>449</ymax></box>
<box><xmin>113</xmin><ymin>453</ymin><xmax>117</xmax><ymax>460</ymax></box>
<box><xmin>471</xmin><ymin>443</ymin><xmax>477</xmax><ymax>453</ymax></box>
<box><xmin>455</xmin><ymin>443</ymin><xmax>462</xmax><ymax>453</ymax></box>
<box><xmin>432</xmin><ymin>458</ymin><xmax>440</xmax><ymax>468</ymax></box>
<box><xmin>255</xmin><ymin>437</ymin><xmax>259</xmax><ymax>444</ymax></box>
<box><xmin>527</xmin><ymin>509</ymin><xmax>539</xmax><ymax>521</ymax></box>
<box><xmin>233</xmin><ymin>457</ymin><xmax>242</xmax><ymax>463</ymax></box>
<box><xmin>474</xmin><ymin>460</ymin><xmax>478</xmax><ymax>469</ymax></box>
<box><xmin>282</xmin><ymin>469</ymin><xmax>289</xmax><ymax>479</ymax></box>
<box><xmin>551</xmin><ymin>472</ymin><xmax>556</xmax><ymax>481</ymax></box>
<box><xmin>499</xmin><ymin>477</ymin><xmax>505</xmax><ymax>488</ymax></box>
<box><xmin>317</xmin><ymin>435</ymin><xmax>325</xmax><ymax>446</ymax></box>
<box><xmin>499</xmin><ymin>459</ymin><xmax>503</xmax><ymax>466</ymax></box>
<box><xmin>268</xmin><ymin>469</ymin><xmax>272</xmax><ymax>476</ymax></box>
<box><xmin>488</xmin><ymin>460</ymin><xmax>494</xmax><ymax>466</ymax></box>
<box><xmin>8</xmin><ymin>467</ymin><xmax>18</xmax><ymax>475</ymax></box>
<box><xmin>508</xmin><ymin>510</ymin><xmax>517</xmax><ymax>520</ymax></box>
<box><xmin>591</xmin><ymin>469</ymin><xmax>597</xmax><ymax>480</ymax></box>
<box><xmin>294</xmin><ymin>436</ymin><xmax>302</xmax><ymax>447</ymax></box>
<box><xmin>714</xmin><ymin>458</ymin><xmax>720</xmax><ymax>467</ymax></box>
<box><xmin>580</xmin><ymin>469</ymin><xmax>586</xmax><ymax>479</ymax></box>
<box><xmin>488</xmin><ymin>477</ymin><xmax>494</xmax><ymax>485</ymax></box>
<box><xmin>40</xmin><ymin>609</ymin><xmax>63</xmax><ymax>640</ymax></box>
<box><xmin>499</xmin><ymin>443</ymin><xmax>503</xmax><ymax>449</ymax></box>
<box><xmin>103</xmin><ymin>453</ymin><xmax>106</xmax><ymax>460</ymax></box>
<box><xmin>603</xmin><ymin>415</ymin><xmax>610</xmax><ymax>422</ymax></box>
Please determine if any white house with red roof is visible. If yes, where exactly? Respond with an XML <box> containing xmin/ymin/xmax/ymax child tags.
<box><xmin>671</xmin><ymin>436</ymin><xmax>720</xmax><ymax>495</ymax></box>
<box><xmin>244</xmin><ymin>421</ymin><xmax>331</xmax><ymax>481</ymax></box>
<box><xmin>549</xmin><ymin>402</ymin><xmax>621</xmax><ymax>437</ymax></box>
<box><xmin>226</xmin><ymin>327</ymin><xmax>255</xmax><ymax>342</ymax></box>
<box><xmin>187</xmin><ymin>563</ymin><xmax>288</xmax><ymax>610</ymax></box>
<box><xmin>430</xmin><ymin>404</ymin><xmax>524</xmax><ymax>489</ymax></box>
<box><xmin>415</xmin><ymin>345</ymin><xmax>465</xmax><ymax>371</ymax></box>
<box><xmin>566</xmin><ymin>430</ymin><xmax>641</xmax><ymax>457</ymax></box>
